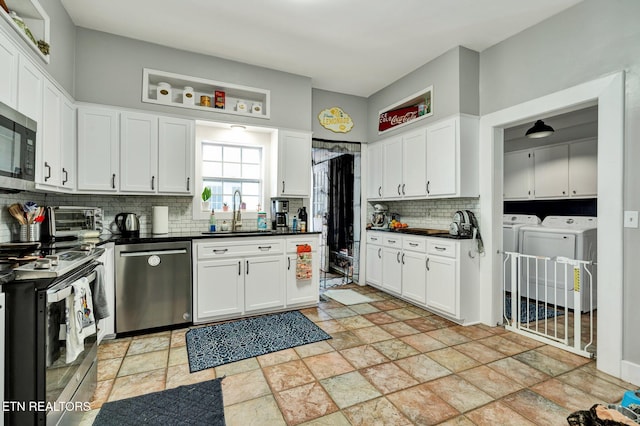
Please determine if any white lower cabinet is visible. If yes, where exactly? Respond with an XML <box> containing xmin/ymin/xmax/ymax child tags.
<box><xmin>194</xmin><ymin>236</ymin><xmax>318</xmax><ymax>324</ymax></box>
<box><xmin>366</xmin><ymin>231</ymin><xmax>480</xmax><ymax>324</ymax></box>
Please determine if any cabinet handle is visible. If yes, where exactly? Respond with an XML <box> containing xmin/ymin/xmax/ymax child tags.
<box><xmin>238</xmin><ymin>261</ymin><xmax>241</xmax><ymax>275</ymax></box>
<box><xmin>213</xmin><ymin>249</ymin><xmax>228</xmax><ymax>254</ymax></box>
<box><xmin>409</xmin><ymin>242</ymin><xmax>418</xmax><ymax>246</ymax></box>
<box><xmin>151</xmin><ymin>176</ymin><xmax>155</xmax><ymax>190</ymax></box>
<box><xmin>562</xmin><ymin>191</ymin><xmax>566</xmax><ymax>195</ymax></box>
<box><xmin>378</xmin><ymin>186</ymin><xmax>382</xmax><ymax>196</ymax></box>
<box><xmin>388</xmin><ymin>239</ymin><xmax>396</xmax><ymax>244</ymax></box>
<box><xmin>282</xmin><ymin>181</ymin><xmax>285</xmax><ymax>193</ymax></box>
<box><xmin>426</xmin><ymin>181</ymin><xmax>430</xmax><ymax>194</ymax></box>
<box><xmin>246</xmin><ymin>260</ymin><xmax>249</xmax><ymax>274</ymax></box>
<box><xmin>435</xmin><ymin>246</ymin><xmax>446</xmax><ymax>251</ymax></box>
<box><xmin>371</xmin><ymin>237</ymin><xmax>378</xmax><ymax>241</ymax></box>
<box><xmin>402</xmin><ymin>253</ymin><xmax>405</xmax><ymax>264</ymax></box>
<box><xmin>112</xmin><ymin>173</ymin><xmax>116</xmax><ymax>189</ymax></box>
<box><xmin>402</xmin><ymin>184</ymin><xmax>405</xmax><ymax>195</ymax></box>
<box><xmin>44</xmin><ymin>162</ymin><xmax>51</xmax><ymax>181</ymax></box>
<box><xmin>258</xmin><ymin>245</ymin><xmax>272</xmax><ymax>250</ymax></box>
<box><xmin>573</xmin><ymin>190</ymin><xmax>576</xmax><ymax>194</ymax></box>
<box><xmin>377</xmin><ymin>248</ymin><xmax>381</xmax><ymax>258</ymax></box>
<box><xmin>288</xmin><ymin>256</ymin><xmax>291</xmax><ymax>270</ymax></box>
<box><xmin>62</xmin><ymin>168</ymin><xmax>68</xmax><ymax>185</ymax></box>
<box><xmin>186</xmin><ymin>177</ymin><xmax>190</xmax><ymax>191</ymax></box>
<box><xmin>397</xmin><ymin>184</ymin><xmax>401</xmax><ymax>195</ymax></box>
<box><xmin>426</xmin><ymin>258</ymin><xmax>430</xmax><ymax>271</ymax></box>
<box><xmin>396</xmin><ymin>252</ymin><xmax>400</xmax><ymax>263</ymax></box>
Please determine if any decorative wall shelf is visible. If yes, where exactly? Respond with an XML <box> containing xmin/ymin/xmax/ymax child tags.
<box><xmin>142</xmin><ymin>68</ymin><xmax>270</xmax><ymax>119</ymax></box>
<box><xmin>0</xmin><ymin>0</ymin><xmax>50</xmax><ymax>63</ymax></box>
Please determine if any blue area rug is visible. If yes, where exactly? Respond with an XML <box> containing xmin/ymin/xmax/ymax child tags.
<box><xmin>94</xmin><ymin>378</ymin><xmax>224</xmax><ymax>425</ymax></box>
<box><xmin>504</xmin><ymin>297</ymin><xmax>564</xmax><ymax>323</ymax></box>
<box><xmin>186</xmin><ymin>310</ymin><xmax>331</xmax><ymax>373</ymax></box>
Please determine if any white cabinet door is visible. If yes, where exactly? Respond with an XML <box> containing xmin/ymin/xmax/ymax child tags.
<box><xmin>382</xmin><ymin>247</ymin><xmax>402</xmax><ymax>295</ymax></box>
<box><xmin>276</xmin><ymin>130</ymin><xmax>311</xmax><ymax>197</ymax></box>
<box><xmin>196</xmin><ymin>258</ymin><xmax>244</xmax><ymax>320</ymax></box>
<box><xmin>426</xmin><ymin>117</ymin><xmax>457</xmax><ymax>197</ymax></box>
<box><xmin>245</xmin><ymin>256</ymin><xmax>284</xmax><ymax>312</ymax></box>
<box><xmin>97</xmin><ymin>243</ymin><xmax>115</xmax><ymax>342</ymax></box>
<box><xmin>426</xmin><ymin>255</ymin><xmax>457</xmax><ymax>317</ymax></box>
<box><xmin>382</xmin><ymin>136</ymin><xmax>403</xmax><ymax>198</ymax></box>
<box><xmin>0</xmin><ymin>31</ymin><xmax>18</xmax><ymax>109</ymax></box>
<box><xmin>158</xmin><ymin>116</ymin><xmax>194</xmax><ymax>194</ymax></box>
<box><xmin>367</xmin><ymin>142</ymin><xmax>383</xmax><ymax>199</ymax></box>
<box><xmin>569</xmin><ymin>138</ymin><xmax>597</xmax><ymax>197</ymax></box>
<box><xmin>120</xmin><ymin>112</ymin><xmax>158</xmax><ymax>193</ymax></box>
<box><xmin>286</xmin><ymin>252</ymin><xmax>319</xmax><ymax>306</ymax></box>
<box><xmin>77</xmin><ymin>106</ymin><xmax>119</xmax><ymax>191</ymax></box>
<box><xmin>402</xmin><ymin>128</ymin><xmax>427</xmax><ymax>197</ymax></box>
<box><xmin>402</xmin><ymin>251</ymin><xmax>427</xmax><ymax>305</ymax></box>
<box><xmin>533</xmin><ymin>144</ymin><xmax>569</xmax><ymax>198</ymax></box>
<box><xmin>503</xmin><ymin>150</ymin><xmax>533</xmax><ymax>199</ymax></box>
<box><xmin>40</xmin><ymin>81</ymin><xmax>62</xmax><ymax>186</ymax></box>
<box><xmin>60</xmin><ymin>98</ymin><xmax>76</xmax><ymax>189</ymax></box>
<box><xmin>16</xmin><ymin>56</ymin><xmax>43</xmax><ymax>123</ymax></box>
<box><xmin>365</xmin><ymin>244</ymin><xmax>383</xmax><ymax>288</ymax></box>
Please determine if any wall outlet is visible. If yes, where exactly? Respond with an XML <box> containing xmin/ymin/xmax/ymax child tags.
<box><xmin>624</xmin><ymin>211</ymin><xmax>639</xmax><ymax>228</ymax></box>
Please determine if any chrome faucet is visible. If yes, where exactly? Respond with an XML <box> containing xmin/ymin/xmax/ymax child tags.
<box><xmin>232</xmin><ymin>189</ymin><xmax>243</xmax><ymax>231</ymax></box>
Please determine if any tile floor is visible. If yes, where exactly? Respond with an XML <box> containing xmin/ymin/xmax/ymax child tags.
<box><xmin>83</xmin><ymin>284</ymin><xmax>634</xmax><ymax>425</ymax></box>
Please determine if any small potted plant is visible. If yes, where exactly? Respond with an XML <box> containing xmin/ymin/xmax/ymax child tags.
<box><xmin>201</xmin><ymin>187</ymin><xmax>212</xmax><ymax>211</ymax></box>
<box><xmin>222</xmin><ymin>202</ymin><xmax>229</xmax><ymax>212</ymax></box>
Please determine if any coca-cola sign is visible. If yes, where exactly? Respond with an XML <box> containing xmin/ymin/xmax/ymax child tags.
<box><xmin>378</xmin><ymin>86</ymin><xmax>433</xmax><ymax>133</ymax></box>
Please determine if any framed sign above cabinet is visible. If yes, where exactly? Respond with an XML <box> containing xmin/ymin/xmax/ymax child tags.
<box><xmin>378</xmin><ymin>86</ymin><xmax>432</xmax><ymax>134</ymax></box>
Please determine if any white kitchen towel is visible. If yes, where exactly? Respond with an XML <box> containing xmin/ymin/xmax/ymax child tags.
<box><xmin>65</xmin><ymin>277</ymin><xmax>97</xmax><ymax>363</ymax></box>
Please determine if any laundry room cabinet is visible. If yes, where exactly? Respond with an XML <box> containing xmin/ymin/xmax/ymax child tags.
<box><xmin>503</xmin><ymin>150</ymin><xmax>533</xmax><ymax>199</ymax></box>
<box><xmin>533</xmin><ymin>144</ymin><xmax>569</xmax><ymax>198</ymax></box>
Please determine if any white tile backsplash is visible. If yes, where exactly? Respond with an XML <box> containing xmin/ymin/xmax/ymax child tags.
<box><xmin>366</xmin><ymin>198</ymin><xmax>481</xmax><ymax>230</ymax></box>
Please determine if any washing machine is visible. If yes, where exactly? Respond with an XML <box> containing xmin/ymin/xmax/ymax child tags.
<box><xmin>518</xmin><ymin>216</ymin><xmax>597</xmax><ymax>312</ymax></box>
<box><xmin>502</xmin><ymin>215</ymin><xmax>542</xmax><ymax>292</ymax></box>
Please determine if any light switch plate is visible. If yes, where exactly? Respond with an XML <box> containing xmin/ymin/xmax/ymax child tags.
<box><xmin>624</xmin><ymin>211</ymin><xmax>639</xmax><ymax>228</ymax></box>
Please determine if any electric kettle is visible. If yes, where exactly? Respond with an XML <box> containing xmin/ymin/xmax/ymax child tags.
<box><xmin>115</xmin><ymin>212</ymin><xmax>140</xmax><ymax>237</ymax></box>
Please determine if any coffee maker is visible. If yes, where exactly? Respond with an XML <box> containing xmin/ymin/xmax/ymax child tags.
<box><xmin>271</xmin><ymin>199</ymin><xmax>289</xmax><ymax>230</ymax></box>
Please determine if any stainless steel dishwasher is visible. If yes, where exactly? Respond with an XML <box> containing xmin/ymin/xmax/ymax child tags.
<box><xmin>115</xmin><ymin>241</ymin><xmax>192</xmax><ymax>334</ymax></box>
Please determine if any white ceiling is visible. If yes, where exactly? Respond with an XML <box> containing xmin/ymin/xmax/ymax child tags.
<box><xmin>60</xmin><ymin>0</ymin><xmax>582</xmax><ymax>97</ymax></box>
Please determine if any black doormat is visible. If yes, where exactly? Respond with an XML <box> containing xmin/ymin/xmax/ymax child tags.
<box><xmin>186</xmin><ymin>310</ymin><xmax>331</xmax><ymax>372</ymax></box>
<box><xmin>93</xmin><ymin>378</ymin><xmax>225</xmax><ymax>425</ymax></box>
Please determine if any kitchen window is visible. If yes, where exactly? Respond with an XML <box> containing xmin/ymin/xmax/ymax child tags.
<box><xmin>202</xmin><ymin>142</ymin><xmax>263</xmax><ymax>211</ymax></box>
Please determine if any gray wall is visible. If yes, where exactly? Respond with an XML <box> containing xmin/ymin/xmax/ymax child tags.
<box><xmin>74</xmin><ymin>28</ymin><xmax>312</xmax><ymax>131</ymax></box>
<box><xmin>479</xmin><ymin>0</ymin><xmax>640</xmax><ymax>364</ymax></box>
<box><xmin>366</xmin><ymin>46</ymin><xmax>479</xmax><ymax>143</ymax></box>
<box><xmin>312</xmin><ymin>89</ymin><xmax>368</xmax><ymax>142</ymax></box>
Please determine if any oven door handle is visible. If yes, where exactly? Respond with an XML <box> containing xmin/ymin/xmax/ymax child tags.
<box><xmin>47</xmin><ymin>270</ymin><xmax>97</xmax><ymax>303</ymax></box>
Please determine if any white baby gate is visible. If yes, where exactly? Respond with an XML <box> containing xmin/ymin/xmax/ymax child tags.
<box><xmin>503</xmin><ymin>251</ymin><xmax>595</xmax><ymax>358</ymax></box>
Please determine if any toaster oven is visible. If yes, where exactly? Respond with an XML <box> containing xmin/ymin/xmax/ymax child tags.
<box><xmin>42</xmin><ymin>206</ymin><xmax>103</xmax><ymax>241</ymax></box>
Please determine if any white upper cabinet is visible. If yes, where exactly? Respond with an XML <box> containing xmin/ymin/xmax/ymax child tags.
<box><xmin>272</xmin><ymin>130</ymin><xmax>311</xmax><ymax>197</ymax></box>
<box><xmin>366</xmin><ymin>141</ymin><xmax>383</xmax><ymax>199</ymax></box>
<box><xmin>120</xmin><ymin>111</ymin><xmax>158</xmax><ymax>193</ymax></box>
<box><xmin>16</xmin><ymin>55</ymin><xmax>43</xmax><ymax>124</ymax></box>
<box><xmin>568</xmin><ymin>138</ymin><xmax>597</xmax><ymax>197</ymax></box>
<box><xmin>382</xmin><ymin>136</ymin><xmax>403</xmax><ymax>198</ymax></box>
<box><xmin>402</xmin><ymin>128</ymin><xmax>428</xmax><ymax>197</ymax></box>
<box><xmin>533</xmin><ymin>144</ymin><xmax>569</xmax><ymax>198</ymax></box>
<box><xmin>60</xmin><ymin>98</ymin><xmax>76</xmax><ymax>189</ymax></box>
<box><xmin>503</xmin><ymin>150</ymin><xmax>533</xmax><ymax>200</ymax></box>
<box><xmin>158</xmin><ymin>117</ymin><xmax>194</xmax><ymax>194</ymax></box>
<box><xmin>77</xmin><ymin>106</ymin><xmax>120</xmax><ymax>192</ymax></box>
<box><xmin>39</xmin><ymin>80</ymin><xmax>62</xmax><ymax>187</ymax></box>
<box><xmin>426</xmin><ymin>115</ymin><xmax>479</xmax><ymax>198</ymax></box>
<box><xmin>0</xmin><ymin>31</ymin><xmax>19</xmax><ymax>109</ymax></box>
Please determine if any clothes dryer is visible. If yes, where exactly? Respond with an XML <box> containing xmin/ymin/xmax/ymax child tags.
<box><xmin>518</xmin><ymin>216</ymin><xmax>597</xmax><ymax>312</ymax></box>
<box><xmin>502</xmin><ymin>215</ymin><xmax>541</xmax><ymax>292</ymax></box>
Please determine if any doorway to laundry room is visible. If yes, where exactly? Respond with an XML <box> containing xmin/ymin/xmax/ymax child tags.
<box><xmin>311</xmin><ymin>140</ymin><xmax>361</xmax><ymax>289</ymax></box>
<box><xmin>501</xmin><ymin>105</ymin><xmax>599</xmax><ymax>358</ymax></box>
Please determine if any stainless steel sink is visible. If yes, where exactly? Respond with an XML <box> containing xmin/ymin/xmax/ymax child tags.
<box><xmin>201</xmin><ymin>230</ymin><xmax>275</xmax><ymax>236</ymax></box>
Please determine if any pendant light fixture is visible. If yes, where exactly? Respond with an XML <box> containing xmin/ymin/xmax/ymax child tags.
<box><xmin>525</xmin><ymin>120</ymin><xmax>555</xmax><ymax>138</ymax></box>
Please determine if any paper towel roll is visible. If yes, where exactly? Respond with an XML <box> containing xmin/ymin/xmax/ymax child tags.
<box><xmin>152</xmin><ymin>206</ymin><xmax>169</xmax><ymax>234</ymax></box>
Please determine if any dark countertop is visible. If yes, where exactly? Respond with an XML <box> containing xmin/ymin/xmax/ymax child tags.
<box><xmin>366</xmin><ymin>227</ymin><xmax>473</xmax><ymax>240</ymax></box>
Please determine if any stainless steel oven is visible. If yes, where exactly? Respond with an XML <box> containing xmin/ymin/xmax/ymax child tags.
<box><xmin>5</xmin><ymin>247</ymin><xmax>104</xmax><ymax>425</ymax></box>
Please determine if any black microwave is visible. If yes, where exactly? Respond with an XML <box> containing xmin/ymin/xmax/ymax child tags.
<box><xmin>0</xmin><ymin>101</ymin><xmax>37</xmax><ymax>191</ymax></box>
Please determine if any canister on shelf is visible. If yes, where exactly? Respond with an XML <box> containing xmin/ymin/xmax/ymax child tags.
<box><xmin>200</xmin><ymin>95</ymin><xmax>211</xmax><ymax>107</ymax></box>
<box><xmin>236</xmin><ymin>101</ymin><xmax>247</xmax><ymax>113</ymax></box>
<box><xmin>183</xmin><ymin>86</ymin><xmax>194</xmax><ymax>105</ymax></box>
<box><xmin>214</xmin><ymin>91</ymin><xmax>225</xmax><ymax>109</ymax></box>
<box><xmin>251</xmin><ymin>102</ymin><xmax>262</xmax><ymax>114</ymax></box>
<box><xmin>157</xmin><ymin>82</ymin><xmax>172</xmax><ymax>103</ymax></box>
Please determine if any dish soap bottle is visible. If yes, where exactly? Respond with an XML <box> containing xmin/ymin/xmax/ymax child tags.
<box><xmin>292</xmin><ymin>215</ymin><xmax>298</xmax><ymax>233</ymax></box>
<box><xmin>209</xmin><ymin>209</ymin><xmax>216</xmax><ymax>232</ymax></box>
